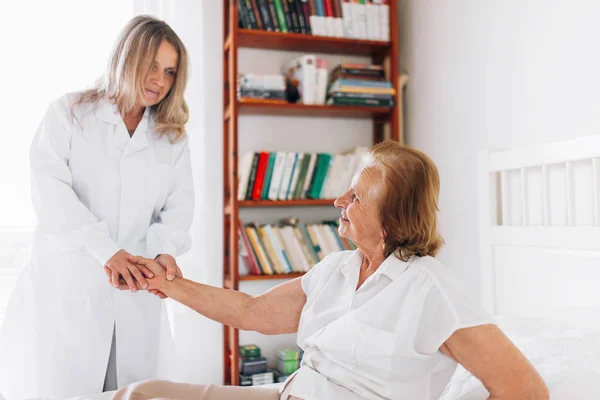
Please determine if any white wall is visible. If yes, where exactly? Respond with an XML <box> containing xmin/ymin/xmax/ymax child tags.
<box><xmin>399</xmin><ymin>0</ymin><xmax>600</xmax><ymax>297</ymax></box>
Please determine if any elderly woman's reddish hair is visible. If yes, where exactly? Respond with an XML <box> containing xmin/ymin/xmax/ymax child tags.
<box><xmin>366</xmin><ymin>141</ymin><xmax>444</xmax><ymax>261</ymax></box>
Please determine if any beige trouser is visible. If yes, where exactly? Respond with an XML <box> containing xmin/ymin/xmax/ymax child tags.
<box><xmin>111</xmin><ymin>380</ymin><xmax>301</xmax><ymax>400</ymax></box>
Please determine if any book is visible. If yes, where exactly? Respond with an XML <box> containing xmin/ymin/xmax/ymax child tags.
<box><xmin>326</xmin><ymin>96</ymin><xmax>394</xmax><ymax>107</ymax></box>
<box><xmin>238</xmin><ymin>222</ymin><xmax>262</xmax><ymax>275</ymax></box>
<box><xmin>245</xmin><ymin>225</ymin><xmax>274</xmax><ymax>274</ymax></box>
<box><xmin>251</xmin><ymin>152</ymin><xmax>270</xmax><ymax>200</ymax></box>
<box><xmin>273</xmin><ymin>0</ymin><xmax>288</xmax><ymax>32</ymax></box>
<box><xmin>260</xmin><ymin>152</ymin><xmax>278</xmax><ymax>200</ymax></box>
<box><xmin>239</xmin><ymin>356</ymin><xmax>268</xmax><ymax>375</ymax></box>
<box><xmin>240</xmin><ymin>344</ymin><xmax>261</xmax><ymax>358</ymax></box>
<box><xmin>315</xmin><ymin>58</ymin><xmax>328</xmax><ymax>105</ymax></box>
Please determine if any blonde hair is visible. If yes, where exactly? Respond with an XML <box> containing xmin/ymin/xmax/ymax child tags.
<box><xmin>366</xmin><ymin>141</ymin><xmax>444</xmax><ymax>261</ymax></box>
<box><xmin>73</xmin><ymin>15</ymin><xmax>189</xmax><ymax>141</ymax></box>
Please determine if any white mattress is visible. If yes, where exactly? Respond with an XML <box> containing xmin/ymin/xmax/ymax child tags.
<box><xmin>16</xmin><ymin>315</ymin><xmax>600</xmax><ymax>400</ymax></box>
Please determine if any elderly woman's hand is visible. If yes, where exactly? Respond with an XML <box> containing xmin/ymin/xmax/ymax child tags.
<box><xmin>149</xmin><ymin>255</ymin><xmax>183</xmax><ymax>299</ymax></box>
<box><xmin>154</xmin><ymin>254</ymin><xmax>182</xmax><ymax>282</ymax></box>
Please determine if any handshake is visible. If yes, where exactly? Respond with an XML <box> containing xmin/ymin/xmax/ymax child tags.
<box><xmin>103</xmin><ymin>249</ymin><xmax>182</xmax><ymax>299</ymax></box>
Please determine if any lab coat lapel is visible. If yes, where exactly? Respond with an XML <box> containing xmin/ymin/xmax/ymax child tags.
<box><xmin>116</xmin><ymin>111</ymin><xmax>152</xmax><ymax>246</ymax></box>
<box><xmin>94</xmin><ymin>99</ymin><xmax>151</xmax><ymax>156</ymax></box>
<box><xmin>122</xmin><ymin>109</ymin><xmax>150</xmax><ymax>158</ymax></box>
<box><xmin>94</xmin><ymin>99</ymin><xmax>129</xmax><ymax>152</ymax></box>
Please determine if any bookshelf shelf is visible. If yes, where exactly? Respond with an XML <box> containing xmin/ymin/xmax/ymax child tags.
<box><xmin>234</xmin><ymin>100</ymin><xmax>392</xmax><ymax>118</ymax></box>
<box><xmin>240</xmin><ymin>272</ymin><xmax>305</xmax><ymax>281</ymax></box>
<box><xmin>223</xmin><ymin>0</ymin><xmax>400</xmax><ymax>387</ymax></box>
<box><xmin>235</xmin><ymin>29</ymin><xmax>391</xmax><ymax>56</ymax></box>
<box><xmin>240</xmin><ymin>199</ymin><xmax>336</xmax><ymax>207</ymax></box>
<box><xmin>224</xmin><ymin>199</ymin><xmax>335</xmax><ymax>215</ymax></box>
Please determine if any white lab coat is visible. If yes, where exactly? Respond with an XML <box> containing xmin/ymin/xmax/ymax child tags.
<box><xmin>0</xmin><ymin>94</ymin><xmax>194</xmax><ymax>400</ymax></box>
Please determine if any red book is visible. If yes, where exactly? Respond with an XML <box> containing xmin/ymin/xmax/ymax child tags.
<box><xmin>251</xmin><ymin>152</ymin><xmax>270</xmax><ymax>200</ymax></box>
<box><xmin>323</xmin><ymin>0</ymin><xmax>333</xmax><ymax>17</ymax></box>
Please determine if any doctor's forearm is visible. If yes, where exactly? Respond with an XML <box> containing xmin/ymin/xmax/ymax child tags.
<box><xmin>161</xmin><ymin>277</ymin><xmax>252</xmax><ymax>329</ymax></box>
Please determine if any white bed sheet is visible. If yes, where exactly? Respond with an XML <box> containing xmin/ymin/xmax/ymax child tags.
<box><xmin>13</xmin><ymin>316</ymin><xmax>600</xmax><ymax>400</ymax></box>
<box><xmin>439</xmin><ymin>315</ymin><xmax>600</xmax><ymax>399</ymax></box>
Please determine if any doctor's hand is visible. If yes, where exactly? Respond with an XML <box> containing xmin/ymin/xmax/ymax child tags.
<box><xmin>110</xmin><ymin>257</ymin><xmax>182</xmax><ymax>299</ymax></box>
<box><xmin>104</xmin><ymin>250</ymin><xmax>154</xmax><ymax>293</ymax></box>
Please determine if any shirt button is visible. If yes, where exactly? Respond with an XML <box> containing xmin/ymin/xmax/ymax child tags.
<box><xmin>106</xmin><ymin>301</ymin><xmax>113</xmax><ymax>307</ymax></box>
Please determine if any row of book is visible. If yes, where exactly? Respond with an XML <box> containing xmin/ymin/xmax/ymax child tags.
<box><xmin>238</xmin><ymin>60</ymin><xmax>394</xmax><ymax>108</ymax></box>
<box><xmin>239</xmin><ymin>345</ymin><xmax>303</xmax><ymax>386</ymax></box>
<box><xmin>238</xmin><ymin>218</ymin><xmax>356</xmax><ymax>276</ymax></box>
<box><xmin>237</xmin><ymin>0</ymin><xmax>390</xmax><ymax>41</ymax></box>
<box><xmin>237</xmin><ymin>147</ymin><xmax>368</xmax><ymax>201</ymax></box>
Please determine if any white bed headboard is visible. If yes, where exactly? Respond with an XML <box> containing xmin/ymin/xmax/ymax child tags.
<box><xmin>478</xmin><ymin>134</ymin><xmax>600</xmax><ymax>332</ymax></box>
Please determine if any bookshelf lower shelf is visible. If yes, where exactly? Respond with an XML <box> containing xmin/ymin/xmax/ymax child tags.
<box><xmin>240</xmin><ymin>272</ymin><xmax>305</xmax><ymax>281</ymax></box>
<box><xmin>224</xmin><ymin>273</ymin><xmax>305</xmax><ymax>286</ymax></box>
<box><xmin>235</xmin><ymin>101</ymin><xmax>393</xmax><ymax>118</ymax></box>
<box><xmin>225</xmin><ymin>199</ymin><xmax>336</xmax><ymax>214</ymax></box>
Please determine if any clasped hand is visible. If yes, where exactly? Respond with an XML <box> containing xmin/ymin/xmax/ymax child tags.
<box><xmin>103</xmin><ymin>250</ymin><xmax>181</xmax><ymax>299</ymax></box>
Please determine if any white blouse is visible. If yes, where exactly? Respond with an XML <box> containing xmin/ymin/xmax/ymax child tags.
<box><xmin>282</xmin><ymin>250</ymin><xmax>495</xmax><ymax>400</ymax></box>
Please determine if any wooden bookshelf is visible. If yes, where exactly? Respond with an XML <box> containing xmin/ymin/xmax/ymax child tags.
<box><xmin>222</xmin><ymin>0</ymin><xmax>400</xmax><ymax>386</ymax></box>
<box><xmin>232</xmin><ymin>29</ymin><xmax>391</xmax><ymax>57</ymax></box>
<box><xmin>224</xmin><ymin>272</ymin><xmax>306</xmax><ymax>287</ymax></box>
<box><xmin>230</xmin><ymin>100</ymin><xmax>393</xmax><ymax>118</ymax></box>
<box><xmin>224</xmin><ymin>199</ymin><xmax>335</xmax><ymax>215</ymax></box>
<box><xmin>239</xmin><ymin>199</ymin><xmax>336</xmax><ymax>207</ymax></box>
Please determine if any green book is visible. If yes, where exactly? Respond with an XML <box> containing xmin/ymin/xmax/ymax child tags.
<box><xmin>277</xmin><ymin>348</ymin><xmax>300</xmax><ymax>361</ymax></box>
<box><xmin>310</xmin><ymin>153</ymin><xmax>332</xmax><ymax>199</ymax></box>
<box><xmin>305</xmin><ymin>154</ymin><xmax>321</xmax><ymax>199</ymax></box>
<box><xmin>240</xmin><ymin>344</ymin><xmax>261</xmax><ymax>358</ymax></box>
<box><xmin>292</xmin><ymin>153</ymin><xmax>311</xmax><ymax>199</ymax></box>
<box><xmin>273</xmin><ymin>0</ymin><xmax>288</xmax><ymax>33</ymax></box>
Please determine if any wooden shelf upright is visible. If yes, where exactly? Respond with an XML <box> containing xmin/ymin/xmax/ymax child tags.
<box><xmin>222</xmin><ymin>0</ymin><xmax>400</xmax><ymax>386</ymax></box>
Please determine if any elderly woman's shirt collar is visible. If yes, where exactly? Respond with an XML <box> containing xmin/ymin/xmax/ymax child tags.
<box><xmin>339</xmin><ymin>249</ymin><xmax>413</xmax><ymax>281</ymax></box>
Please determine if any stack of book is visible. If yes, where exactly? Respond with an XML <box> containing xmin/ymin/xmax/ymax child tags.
<box><xmin>237</xmin><ymin>73</ymin><xmax>287</xmax><ymax>103</ymax></box>
<box><xmin>237</xmin><ymin>0</ymin><xmax>390</xmax><ymax>41</ymax></box>
<box><xmin>239</xmin><ymin>345</ymin><xmax>275</xmax><ymax>386</ymax></box>
<box><xmin>276</xmin><ymin>347</ymin><xmax>304</xmax><ymax>381</ymax></box>
<box><xmin>238</xmin><ymin>217</ymin><xmax>357</xmax><ymax>276</ymax></box>
<box><xmin>237</xmin><ymin>147</ymin><xmax>368</xmax><ymax>201</ymax></box>
<box><xmin>327</xmin><ymin>63</ymin><xmax>394</xmax><ymax>107</ymax></box>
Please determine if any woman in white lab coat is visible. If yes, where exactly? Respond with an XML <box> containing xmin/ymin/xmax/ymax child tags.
<box><xmin>0</xmin><ymin>15</ymin><xmax>194</xmax><ymax>399</ymax></box>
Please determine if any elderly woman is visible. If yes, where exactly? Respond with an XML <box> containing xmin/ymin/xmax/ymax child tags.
<box><xmin>113</xmin><ymin>141</ymin><xmax>548</xmax><ymax>400</ymax></box>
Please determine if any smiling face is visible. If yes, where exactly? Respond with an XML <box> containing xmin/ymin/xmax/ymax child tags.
<box><xmin>334</xmin><ymin>166</ymin><xmax>386</xmax><ymax>252</ymax></box>
<box><xmin>140</xmin><ymin>40</ymin><xmax>178</xmax><ymax>107</ymax></box>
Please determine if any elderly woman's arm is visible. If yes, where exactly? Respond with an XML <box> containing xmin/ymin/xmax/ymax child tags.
<box><xmin>440</xmin><ymin>324</ymin><xmax>549</xmax><ymax>400</ymax></box>
<box><xmin>138</xmin><ymin>257</ymin><xmax>306</xmax><ymax>335</ymax></box>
